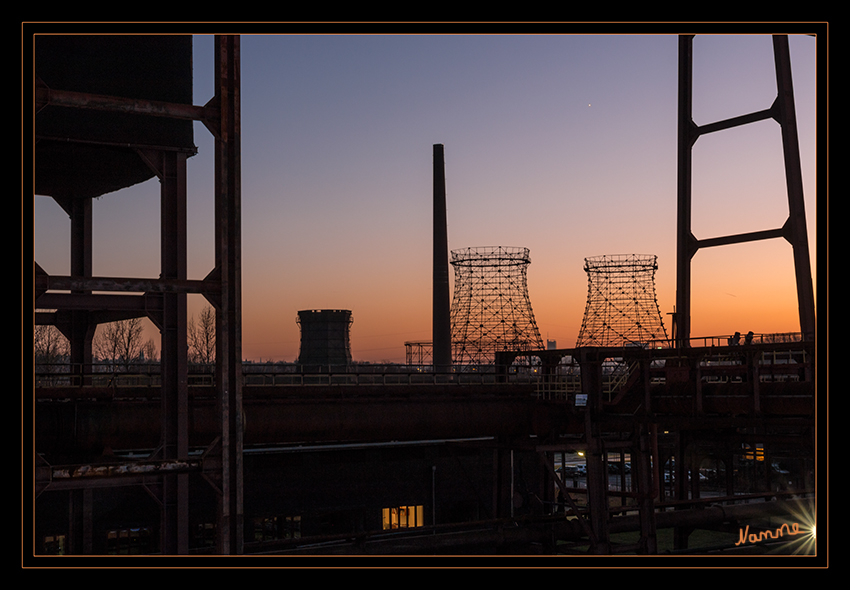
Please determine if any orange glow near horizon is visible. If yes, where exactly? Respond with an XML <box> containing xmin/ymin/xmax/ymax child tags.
<box><xmin>688</xmin><ymin>240</ymin><xmax>810</xmax><ymax>339</ymax></box>
<box><xmin>33</xmin><ymin>34</ymin><xmax>818</xmax><ymax>364</ymax></box>
<box><xmin>237</xmin><ymin>242</ymin><xmax>808</xmax><ymax>363</ymax></box>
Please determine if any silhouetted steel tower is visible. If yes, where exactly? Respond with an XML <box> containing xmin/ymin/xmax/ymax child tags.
<box><xmin>450</xmin><ymin>246</ymin><xmax>544</xmax><ymax>365</ymax></box>
<box><xmin>576</xmin><ymin>254</ymin><xmax>668</xmax><ymax>347</ymax></box>
<box><xmin>675</xmin><ymin>34</ymin><xmax>815</xmax><ymax>346</ymax></box>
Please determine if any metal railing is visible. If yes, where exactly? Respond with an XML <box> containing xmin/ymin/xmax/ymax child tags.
<box><xmin>33</xmin><ymin>332</ymin><xmax>813</xmax><ymax>399</ymax></box>
<box><xmin>32</xmin><ymin>362</ymin><xmax>541</xmax><ymax>391</ymax></box>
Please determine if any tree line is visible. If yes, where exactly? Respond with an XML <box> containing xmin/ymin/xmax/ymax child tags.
<box><xmin>34</xmin><ymin>305</ymin><xmax>216</xmax><ymax>371</ymax></box>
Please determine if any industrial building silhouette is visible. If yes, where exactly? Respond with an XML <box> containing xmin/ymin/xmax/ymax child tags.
<box><xmin>296</xmin><ymin>309</ymin><xmax>354</xmax><ymax>368</ymax></box>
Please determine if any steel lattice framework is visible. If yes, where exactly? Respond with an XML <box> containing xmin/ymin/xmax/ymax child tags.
<box><xmin>404</xmin><ymin>341</ymin><xmax>433</xmax><ymax>366</ymax></box>
<box><xmin>450</xmin><ymin>246</ymin><xmax>544</xmax><ymax>365</ymax></box>
<box><xmin>576</xmin><ymin>254</ymin><xmax>668</xmax><ymax>347</ymax></box>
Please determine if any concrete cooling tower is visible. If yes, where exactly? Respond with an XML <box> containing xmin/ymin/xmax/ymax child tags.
<box><xmin>296</xmin><ymin>309</ymin><xmax>353</xmax><ymax>368</ymax></box>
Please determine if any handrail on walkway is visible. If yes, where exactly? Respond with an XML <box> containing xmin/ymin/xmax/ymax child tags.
<box><xmin>33</xmin><ymin>332</ymin><xmax>813</xmax><ymax>394</ymax></box>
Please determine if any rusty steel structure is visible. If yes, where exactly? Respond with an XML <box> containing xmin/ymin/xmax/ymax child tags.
<box><xmin>33</xmin><ymin>35</ymin><xmax>244</xmax><ymax>555</ymax></box>
<box><xmin>450</xmin><ymin>246</ymin><xmax>545</xmax><ymax>366</ymax></box>
<box><xmin>575</xmin><ymin>254</ymin><xmax>668</xmax><ymax>348</ymax></box>
<box><xmin>34</xmin><ymin>339</ymin><xmax>816</xmax><ymax>555</ymax></box>
<box><xmin>31</xmin><ymin>33</ymin><xmax>818</xmax><ymax>559</ymax></box>
<box><xmin>404</xmin><ymin>341</ymin><xmax>433</xmax><ymax>367</ymax></box>
<box><xmin>675</xmin><ymin>34</ymin><xmax>816</xmax><ymax>346</ymax></box>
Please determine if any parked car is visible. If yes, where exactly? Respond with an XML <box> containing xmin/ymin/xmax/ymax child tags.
<box><xmin>607</xmin><ymin>462</ymin><xmax>631</xmax><ymax>474</ymax></box>
<box><xmin>557</xmin><ymin>465</ymin><xmax>586</xmax><ymax>478</ymax></box>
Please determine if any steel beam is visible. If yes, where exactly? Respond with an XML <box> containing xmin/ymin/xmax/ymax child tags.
<box><xmin>772</xmin><ymin>35</ymin><xmax>816</xmax><ymax>341</ymax></box>
<box><xmin>676</xmin><ymin>34</ymin><xmax>816</xmax><ymax>346</ymax></box>
<box><xmin>35</xmin><ymin>80</ymin><xmax>215</xmax><ymax>126</ymax></box>
<box><xmin>59</xmin><ymin>196</ymin><xmax>95</xmax><ymax>376</ymax></box>
<box><xmin>37</xmin><ymin>274</ymin><xmax>210</xmax><ymax>295</ymax></box>
<box><xmin>211</xmin><ymin>35</ymin><xmax>244</xmax><ymax>556</ymax></box>
<box><xmin>579</xmin><ymin>351</ymin><xmax>610</xmax><ymax>553</ymax></box>
<box><xmin>33</xmin><ymin>379</ymin><xmax>813</xmax><ymax>454</ymax></box>
<box><xmin>675</xmin><ymin>35</ymin><xmax>695</xmax><ymax>348</ymax></box>
<box><xmin>155</xmin><ymin>149</ymin><xmax>190</xmax><ymax>555</ymax></box>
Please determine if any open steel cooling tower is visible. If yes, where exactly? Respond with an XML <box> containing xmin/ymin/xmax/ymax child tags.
<box><xmin>297</xmin><ymin>309</ymin><xmax>353</xmax><ymax>367</ymax></box>
<box><xmin>450</xmin><ymin>246</ymin><xmax>544</xmax><ymax>366</ymax></box>
<box><xmin>575</xmin><ymin>254</ymin><xmax>668</xmax><ymax>347</ymax></box>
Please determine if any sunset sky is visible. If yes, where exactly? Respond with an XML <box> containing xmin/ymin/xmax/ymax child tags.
<box><xmin>33</xmin><ymin>29</ymin><xmax>821</xmax><ymax>363</ymax></box>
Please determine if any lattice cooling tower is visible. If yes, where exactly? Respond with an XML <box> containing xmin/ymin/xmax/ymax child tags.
<box><xmin>576</xmin><ymin>254</ymin><xmax>668</xmax><ymax>347</ymax></box>
<box><xmin>450</xmin><ymin>246</ymin><xmax>544</xmax><ymax>365</ymax></box>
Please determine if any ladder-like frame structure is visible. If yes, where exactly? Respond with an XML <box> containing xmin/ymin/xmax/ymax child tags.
<box><xmin>675</xmin><ymin>34</ymin><xmax>816</xmax><ymax>347</ymax></box>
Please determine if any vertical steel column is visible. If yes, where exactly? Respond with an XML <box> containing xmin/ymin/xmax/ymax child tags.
<box><xmin>492</xmin><ymin>441</ymin><xmax>518</xmax><ymax>520</ymax></box>
<box><xmin>581</xmin><ymin>350</ymin><xmax>610</xmax><ymax>554</ymax></box>
<box><xmin>772</xmin><ymin>35</ymin><xmax>816</xmax><ymax>341</ymax></box>
<box><xmin>67</xmin><ymin>198</ymin><xmax>92</xmax><ymax>293</ymax></box>
<box><xmin>672</xmin><ymin>432</ymin><xmax>691</xmax><ymax>551</ymax></box>
<box><xmin>675</xmin><ymin>35</ymin><xmax>696</xmax><ymax>349</ymax></box>
<box><xmin>676</xmin><ymin>34</ymin><xmax>815</xmax><ymax>345</ymax></box>
<box><xmin>159</xmin><ymin>150</ymin><xmax>189</xmax><ymax>555</ymax></box>
<box><xmin>60</xmin><ymin>196</ymin><xmax>96</xmax><ymax>383</ymax></box>
<box><xmin>213</xmin><ymin>35</ymin><xmax>244</xmax><ymax>555</ymax></box>
<box><xmin>68</xmin><ymin>487</ymin><xmax>93</xmax><ymax>554</ymax></box>
<box><xmin>432</xmin><ymin>144</ymin><xmax>452</xmax><ymax>372</ymax></box>
<box><xmin>634</xmin><ymin>425</ymin><xmax>658</xmax><ymax>554</ymax></box>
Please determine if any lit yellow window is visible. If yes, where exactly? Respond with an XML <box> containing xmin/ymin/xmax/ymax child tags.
<box><xmin>382</xmin><ymin>505</ymin><xmax>424</xmax><ymax>530</ymax></box>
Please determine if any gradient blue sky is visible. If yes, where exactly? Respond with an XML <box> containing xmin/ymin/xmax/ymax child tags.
<box><xmin>33</xmin><ymin>30</ymin><xmax>820</xmax><ymax>362</ymax></box>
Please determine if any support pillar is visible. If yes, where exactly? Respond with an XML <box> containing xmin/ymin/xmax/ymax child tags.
<box><xmin>673</xmin><ymin>432</ymin><xmax>691</xmax><ymax>551</ymax></box>
<box><xmin>772</xmin><ymin>35</ymin><xmax>816</xmax><ymax>341</ymax></box>
<box><xmin>634</xmin><ymin>426</ymin><xmax>658</xmax><ymax>554</ymax></box>
<box><xmin>675</xmin><ymin>35</ymin><xmax>696</xmax><ymax>349</ymax></box>
<box><xmin>68</xmin><ymin>488</ymin><xmax>93</xmax><ymax>555</ymax></box>
<box><xmin>581</xmin><ymin>350</ymin><xmax>610</xmax><ymax>554</ymax></box>
<box><xmin>68</xmin><ymin>197</ymin><xmax>94</xmax><ymax>372</ymax></box>
<box><xmin>158</xmin><ymin>149</ymin><xmax>190</xmax><ymax>555</ymax></box>
<box><xmin>52</xmin><ymin>196</ymin><xmax>96</xmax><ymax>382</ymax></box>
<box><xmin>212</xmin><ymin>35</ymin><xmax>244</xmax><ymax>555</ymax></box>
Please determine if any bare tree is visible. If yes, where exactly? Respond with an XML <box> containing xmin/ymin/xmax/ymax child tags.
<box><xmin>188</xmin><ymin>305</ymin><xmax>216</xmax><ymax>364</ymax></box>
<box><xmin>141</xmin><ymin>338</ymin><xmax>159</xmax><ymax>363</ymax></box>
<box><xmin>94</xmin><ymin>318</ymin><xmax>155</xmax><ymax>371</ymax></box>
<box><xmin>34</xmin><ymin>324</ymin><xmax>69</xmax><ymax>371</ymax></box>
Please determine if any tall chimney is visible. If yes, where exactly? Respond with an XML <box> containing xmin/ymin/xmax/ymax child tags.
<box><xmin>432</xmin><ymin>144</ymin><xmax>452</xmax><ymax>371</ymax></box>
